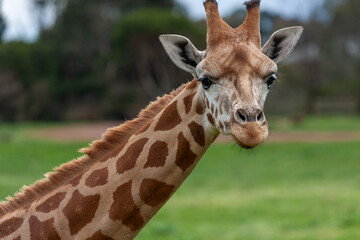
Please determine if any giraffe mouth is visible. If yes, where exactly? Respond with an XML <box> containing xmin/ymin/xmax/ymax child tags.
<box><xmin>231</xmin><ymin>122</ymin><xmax>269</xmax><ymax>149</ymax></box>
<box><xmin>232</xmin><ymin>135</ymin><xmax>256</xmax><ymax>149</ymax></box>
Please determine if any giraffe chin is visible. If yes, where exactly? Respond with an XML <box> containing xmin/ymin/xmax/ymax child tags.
<box><xmin>231</xmin><ymin>122</ymin><xmax>269</xmax><ymax>149</ymax></box>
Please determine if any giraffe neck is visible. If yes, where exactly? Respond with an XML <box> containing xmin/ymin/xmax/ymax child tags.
<box><xmin>0</xmin><ymin>79</ymin><xmax>219</xmax><ymax>240</ymax></box>
<box><xmin>98</xmin><ymin>79</ymin><xmax>219</xmax><ymax>239</ymax></box>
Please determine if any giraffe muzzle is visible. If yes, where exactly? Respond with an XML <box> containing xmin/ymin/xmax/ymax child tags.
<box><xmin>231</xmin><ymin>108</ymin><xmax>268</xmax><ymax>148</ymax></box>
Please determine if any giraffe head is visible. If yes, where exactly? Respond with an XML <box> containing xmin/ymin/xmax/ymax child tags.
<box><xmin>160</xmin><ymin>0</ymin><xmax>303</xmax><ymax>148</ymax></box>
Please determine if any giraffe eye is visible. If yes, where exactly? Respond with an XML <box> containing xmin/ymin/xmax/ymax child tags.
<box><xmin>198</xmin><ymin>77</ymin><xmax>213</xmax><ymax>90</ymax></box>
<box><xmin>265</xmin><ymin>74</ymin><xmax>277</xmax><ymax>90</ymax></box>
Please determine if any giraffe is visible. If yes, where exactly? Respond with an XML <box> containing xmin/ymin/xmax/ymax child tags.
<box><xmin>0</xmin><ymin>0</ymin><xmax>303</xmax><ymax>239</ymax></box>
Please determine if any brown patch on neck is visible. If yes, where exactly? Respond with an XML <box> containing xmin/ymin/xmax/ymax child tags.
<box><xmin>0</xmin><ymin>83</ymin><xmax>188</xmax><ymax>218</ymax></box>
<box><xmin>139</xmin><ymin>179</ymin><xmax>175</xmax><ymax>207</ymax></box>
<box><xmin>116</xmin><ymin>138</ymin><xmax>149</xmax><ymax>174</ymax></box>
<box><xmin>154</xmin><ymin>100</ymin><xmax>182</xmax><ymax>131</ymax></box>
<box><xmin>188</xmin><ymin>122</ymin><xmax>206</xmax><ymax>147</ymax></box>
<box><xmin>36</xmin><ymin>192</ymin><xmax>67</xmax><ymax>213</ymax></box>
<box><xmin>85</xmin><ymin>167</ymin><xmax>109</xmax><ymax>187</ymax></box>
<box><xmin>144</xmin><ymin>141</ymin><xmax>169</xmax><ymax>168</ymax></box>
<box><xmin>62</xmin><ymin>190</ymin><xmax>101</xmax><ymax>235</ymax></box>
<box><xmin>109</xmin><ymin>181</ymin><xmax>144</xmax><ymax>231</ymax></box>
<box><xmin>29</xmin><ymin>216</ymin><xmax>60</xmax><ymax>240</ymax></box>
<box><xmin>196</xmin><ymin>99</ymin><xmax>205</xmax><ymax>115</ymax></box>
<box><xmin>175</xmin><ymin>132</ymin><xmax>197</xmax><ymax>172</ymax></box>
<box><xmin>183</xmin><ymin>92</ymin><xmax>197</xmax><ymax>114</ymax></box>
<box><xmin>0</xmin><ymin>217</ymin><xmax>24</xmax><ymax>238</ymax></box>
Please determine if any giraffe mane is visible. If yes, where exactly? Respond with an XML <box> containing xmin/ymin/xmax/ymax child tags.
<box><xmin>0</xmin><ymin>82</ymin><xmax>189</xmax><ymax>218</ymax></box>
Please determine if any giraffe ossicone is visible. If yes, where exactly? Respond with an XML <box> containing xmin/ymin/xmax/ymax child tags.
<box><xmin>0</xmin><ymin>0</ymin><xmax>302</xmax><ymax>239</ymax></box>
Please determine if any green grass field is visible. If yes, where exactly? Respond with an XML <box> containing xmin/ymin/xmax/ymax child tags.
<box><xmin>0</xmin><ymin>118</ymin><xmax>359</xmax><ymax>239</ymax></box>
<box><xmin>268</xmin><ymin>115</ymin><xmax>360</xmax><ymax>132</ymax></box>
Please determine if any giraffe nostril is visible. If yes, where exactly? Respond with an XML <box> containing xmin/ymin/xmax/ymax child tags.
<box><xmin>238</xmin><ymin>111</ymin><xmax>246</xmax><ymax>122</ymax></box>
<box><xmin>257</xmin><ymin>111</ymin><xmax>264</xmax><ymax>122</ymax></box>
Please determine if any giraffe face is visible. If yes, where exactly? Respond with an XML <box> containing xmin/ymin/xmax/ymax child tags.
<box><xmin>159</xmin><ymin>1</ymin><xmax>303</xmax><ymax>148</ymax></box>
<box><xmin>196</xmin><ymin>41</ymin><xmax>276</xmax><ymax>148</ymax></box>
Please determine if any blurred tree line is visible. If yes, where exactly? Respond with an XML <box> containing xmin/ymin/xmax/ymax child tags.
<box><xmin>0</xmin><ymin>0</ymin><xmax>358</xmax><ymax>121</ymax></box>
<box><xmin>264</xmin><ymin>0</ymin><xmax>360</xmax><ymax>116</ymax></box>
<box><xmin>0</xmin><ymin>0</ymin><xmax>205</xmax><ymax>121</ymax></box>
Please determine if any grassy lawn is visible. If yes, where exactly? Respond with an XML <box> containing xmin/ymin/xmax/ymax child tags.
<box><xmin>268</xmin><ymin>115</ymin><xmax>360</xmax><ymax>132</ymax></box>
<box><xmin>0</xmin><ymin>120</ymin><xmax>359</xmax><ymax>239</ymax></box>
<box><xmin>0</xmin><ymin>139</ymin><xmax>85</xmax><ymax>199</ymax></box>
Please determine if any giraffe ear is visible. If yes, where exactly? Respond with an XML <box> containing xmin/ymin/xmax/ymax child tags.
<box><xmin>262</xmin><ymin>26</ymin><xmax>303</xmax><ymax>64</ymax></box>
<box><xmin>159</xmin><ymin>34</ymin><xmax>204</xmax><ymax>75</ymax></box>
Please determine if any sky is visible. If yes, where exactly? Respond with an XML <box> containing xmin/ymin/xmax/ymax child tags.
<box><xmin>0</xmin><ymin>0</ymin><xmax>325</xmax><ymax>42</ymax></box>
<box><xmin>178</xmin><ymin>0</ymin><xmax>326</xmax><ymax>20</ymax></box>
<box><xmin>1</xmin><ymin>0</ymin><xmax>56</xmax><ymax>41</ymax></box>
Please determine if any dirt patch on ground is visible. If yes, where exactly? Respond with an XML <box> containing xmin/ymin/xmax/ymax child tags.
<box><xmin>30</xmin><ymin>122</ymin><xmax>120</xmax><ymax>142</ymax></box>
<box><xmin>30</xmin><ymin>122</ymin><xmax>360</xmax><ymax>143</ymax></box>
